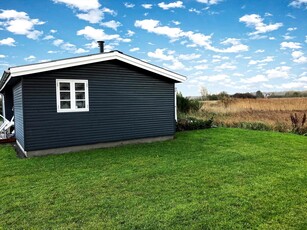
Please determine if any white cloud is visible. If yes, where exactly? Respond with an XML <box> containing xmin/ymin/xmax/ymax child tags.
<box><xmin>0</xmin><ymin>37</ymin><xmax>16</xmax><ymax>46</ymax></box>
<box><xmin>142</xmin><ymin>4</ymin><xmax>153</xmax><ymax>9</ymax></box>
<box><xmin>0</xmin><ymin>9</ymin><xmax>44</xmax><ymax>39</ymax></box>
<box><xmin>100</xmin><ymin>20</ymin><xmax>121</xmax><ymax>31</ymax></box>
<box><xmin>47</xmin><ymin>50</ymin><xmax>58</xmax><ymax>54</ymax></box>
<box><xmin>289</xmin><ymin>0</ymin><xmax>307</xmax><ymax>8</ymax></box>
<box><xmin>215</xmin><ymin>62</ymin><xmax>237</xmax><ymax>71</ymax></box>
<box><xmin>148</xmin><ymin>48</ymin><xmax>174</xmax><ymax>61</ymax></box>
<box><xmin>280</xmin><ymin>41</ymin><xmax>301</xmax><ymax>49</ymax></box>
<box><xmin>0</xmin><ymin>54</ymin><xmax>5</xmax><ymax>58</ymax></box>
<box><xmin>129</xmin><ymin>47</ymin><xmax>140</xmax><ymax>52</ymax></box>
<box><xmin>287</xmin><ymin>27</ymin><xmax>297</xmax><ymax>31</ymax></box>
<box><xmin>283</xmin><ymin>35</ymin><xmax>295</xmax><ymax>40</ymax></box>
<box><xmin>53</xmin><ymin>0</ymin><xmax>114</xmax><ymax>23</ymax></box>
<box><xmin>76</xmin><ymin>9</ymin><xmax>103</xmax><ymax>23</ymax></box>
<box><xmin>198</xmin><ymin>74</ymin><xmax>230</xmax><ymax>82</ymax></box>
<box><xmin>265</xmin><ymin>66</ymin><xmax>291</xmax><ymax>79</ymax></box>
<box><xmin>239</xmin><ymin>14</ymin><xmax>283</xmax><ymax>36</ymax></box>
<box><xmin>291</xmin><ymin>51</ymin><xmax>307</xmax><ymax>63</ymax></box>
<box><xmin>53</xmin><ymin>39</ymin><xmax>64</xmax><ymax>46</ymax></box>
<box><xmin>241</xmin><ymin>75</ymin><xmax>268</xmax><ymax>83</ymax></box>
<box><xmin>164</xmin><ymin>59</ymin><xmax>186</xmax><ymax>70</ymax></box>
<box><xmin>172</xmin><ymin>20</ymin><xmax>181</xmax><ymax>25</ymax></box>
<box><xmin>264</xmin><ymin>12</ymin><xmax>273</xmax><ymax>17</ymax></box>
<box><xmin>248</xmin><ymin>56</ymin><xmax>274</xmax><ymax>65</ymax></box>
<box><xmin>50</xmin><ymin>29</ymin><xmax>57</xmax><ymax>33</ymax></box>
<box><xmin>24</xmin><ymin>55</ymin><xmax>36</xmax><ymax>62</ymax></box>
<box><xmin>126</xmin><ymin>30</ymin><xmax>135</xmax><ymax>36</ymax></box>
<box><xmin>61</xmin><ymin>42</ymin><xmax>76</xmax><ymax>51</ymax></box>
<box><xmin>189</xmin><ymin>8</ymin><xmax>201</xmax><ymax>14</ymax></box>
<box><xmin>297</xmin><ymin>76</ymin><xmax>307</xmax><ymax>82</ymax></box>
<box><xmin>124</xmin><ymin>2</ymin><xmax>135</xmax><ymax>8</ymax></box>
<box><xmin>233</xmin><ymin>73</ymin><xmax>244</xmax><ymax>77</ymax></box>
<box><xmin>279</xmin><ymin>82</ymin><xmax>305</xmax><ymax>89</ymax></box>
<box><xmin>196</xmin><ymin>0</ymin><xmax>222</xmax><ymax>5</ymax></box>
<box><xmin>255</xmin><ymin>49</ymin><xmax>265</xmax><ymax>53</ymax></box>
<box><xmin>178</xmin><ymin>53</ymin><xmax>201</xmax><ymax>60</ymax></box>
<box><xmin>195</xmin><ymin>64</ymin><xmax>208</xmax><ymax>70</ymax></box>
<box><xmin>217</xmin><ymin>38</ymin><xmax>249</xmax><ymax>53</ymax></box>
<box><xmin>135</xmin><ymin>19</ymin><xmax>183</xmax><ymax>39</ymax></box>
<box><xmin>135</xmin><ymin>19</ymin><xmax>248</xmax><ymax>53</ymax></box>
<box><xmin>74</xmin><ymin>48</ymin><xmax>89</xmax><ymax>54</ymax></box>
<box><xmin>147</xmin><ymin>48</ymin><xmax>188</xmax><ymax>70</ymax></box>
<box><xmin>158</xmin><ymin>1</ymin><xmax>184</xmax><ymax>10</ymax></box>
<box><xmin>77</xmin><ymin>26</ymin><xmax>120</xmax><ymax>41</ymax></box>
<box><xmin>53</xmin><ymin>0</ymin><xmax>100</xmax><ymax>11</ymax></box>
<box><xmin>43</xmin><ymin>35</ymin><xmax>55</xmax><ymax>40</ymax></box>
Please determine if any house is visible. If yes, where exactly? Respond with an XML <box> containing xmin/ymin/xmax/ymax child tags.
<box><xmin>0</xmin><ymin>42</ymin><xmax>186</xmax><ymax>157</ymax></box>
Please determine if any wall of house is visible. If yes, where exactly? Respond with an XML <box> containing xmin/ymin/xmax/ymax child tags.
<box><xmin>13</xmin><ymin>81</ymin><xmax>25</xmax><ymax>148</ymax></box>
<box><xmin>2</xmin><ymin>88</ymin><xmax>14</xmax><ymax>120</ymax></box>
<box><xmin>22</xmin><ymin>60</ymin><xmax>176</xmax><ymax>151</ymax></box>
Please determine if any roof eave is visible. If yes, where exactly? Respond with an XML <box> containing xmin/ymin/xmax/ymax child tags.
<box><xmin>0</xmin><ymin>70</ymin><xmax>11</xmax><ymax>92</ymax></box>
<box><xmin>1</xmin><ymin>51</ymin><xmax>186</xmax><ymax>90</ymax></box>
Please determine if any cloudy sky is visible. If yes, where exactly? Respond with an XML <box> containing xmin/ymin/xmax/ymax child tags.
<box><xmin>0</xmin><ymin>0</ymin><xmax>306</xmax><ymax>95</ymax></box>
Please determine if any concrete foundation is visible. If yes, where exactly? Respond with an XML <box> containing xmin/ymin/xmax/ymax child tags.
<box><xmin>19</xmin><ymin>135</ymin><xmax>174</xmax><ymax>157</ymax></box>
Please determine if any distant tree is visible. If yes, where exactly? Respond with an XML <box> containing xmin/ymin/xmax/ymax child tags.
<box><xmin>232</xmin><ymin>93</ymin><xmax>256</xmax><ymax>99</ymax></box>
<box><xmin>256</xmin><ymin>90</ymin><xmax>264</xmax><ymax>98</ymax></box>
<box><xmin>199</xmin><ymin>86</ymin><xmax>208</xmax><ymax>101</ymax></box>
<box><xmin>218</xmin><ymin>91</ymin><xmax>233</xmax><ymax>108</ymax></box>
<box><xmin>207</xmin><ymin>94</ymin><xmax>218</xmax><ymax>100</ymax></box>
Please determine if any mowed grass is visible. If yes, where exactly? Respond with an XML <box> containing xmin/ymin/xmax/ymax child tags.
<box><xmin>1</xmin><ymin>128</ymin><xmax>307</xmax><ymax>229</ymax></box>
<box><xmin>201</xmin><ymin>98</ymin><xmax>307</xmax><ymax>131</ymax></box>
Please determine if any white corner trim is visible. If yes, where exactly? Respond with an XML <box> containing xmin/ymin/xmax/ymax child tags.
<box><xmin>8</xmin><ymin>51</ymin><xmax>187</xmax><ymax>82</ymax></box>
<box><xmin>16</xmin><ymin>140</ymin><xmax>27</xmax><ymax>158</ymax></box>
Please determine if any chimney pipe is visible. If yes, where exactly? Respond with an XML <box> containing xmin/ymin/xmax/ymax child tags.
<box><xmin>97</xmin><ymin>41</ymin><xmax>104</xmax><ymax>53</ymax></box>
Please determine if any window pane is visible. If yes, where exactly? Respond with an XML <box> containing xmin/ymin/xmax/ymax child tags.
<box><xmin>60</xmin><ymin>82</ymin><xmax>70</xmax><ymax>90</ymax></box>
<box><xmin>60</xmin><ymin>101</ymin><xmax>71</xmax><ymax>109</ymax></box>
<box><xmin>60</xmin><ymin>92</ymin><xmax>70</xmax><ymax>100</ymax></box>
<box><xmin>75</xmin><ymin>92</ymin><xmax>85</xmax><ymax>99</ymax></box>
<box><xmin>76</xmin><ymin>101</ymin><xmax>85</xmax><ymax>108</ymax></box>
<box><xmin>75</xmin><ymin>83</ymin><xmax>85</xmax><ymax>91</ymax></box>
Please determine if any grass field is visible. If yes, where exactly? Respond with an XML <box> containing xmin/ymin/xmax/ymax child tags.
<box><xmin>200</xmin><ymin>98</ymin><xmax>307</xmax><ymax>132</ymax></box>
<box><xmin>1</xmin><ymin>128</ymin><xmax>307</xmax><ymax>229</ymax></box>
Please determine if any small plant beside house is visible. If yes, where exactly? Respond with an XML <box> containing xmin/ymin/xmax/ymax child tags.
<box><xmin>176</xmin><ymin>92</ymin><xmax>213</xmax><ymax>131</ymax></box>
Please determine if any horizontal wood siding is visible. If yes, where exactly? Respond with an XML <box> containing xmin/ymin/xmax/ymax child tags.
<box><xmin>13</xmin><ymin>81</ymin><xmax>25</xmax><ymax>148</ymax></box>
<box><xmin>22</xmin><ymin>60</ymin><xmax>176</xmax><ymax>151</ymax></box>
<box><xmin>3</xmin><ymin>88</ymin><xmax>14</xmax><ymax>120</ymax></box>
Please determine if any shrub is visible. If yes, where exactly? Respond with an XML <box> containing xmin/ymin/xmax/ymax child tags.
<box><xmin>217</xmin><ymin>121</ymin><xmax>272</xmax><ymax>131</ymax></box>
<box><xmin>177</xmin><ymin>92</ymin><xmax>201</xmax><ymax>113</ymax></box>
<box><xmin>290</xmin><ymin>113</ymin><xmax>307</xmax><ymax>135</ymax></box>
<box><xmin>176</xmin><ymin>117</ymin><xmax>213</xmax><ymax>131</ymax></box>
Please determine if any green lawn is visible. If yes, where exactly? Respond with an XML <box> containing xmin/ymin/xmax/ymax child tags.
<box><xmin>0</xmin><ymin>128</ymin><xmax>306</xmax><ymax>229</ymax></box>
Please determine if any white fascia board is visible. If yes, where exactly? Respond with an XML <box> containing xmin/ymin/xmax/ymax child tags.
<box><xmin>114</xmin><ymin>53</ymin><xmax>186</xmax><ymax>82</ymax></box>
<box><xmin>9</xmin><ymin>51</ymin><xmax>187</xmax><ymax>82</ymax></box>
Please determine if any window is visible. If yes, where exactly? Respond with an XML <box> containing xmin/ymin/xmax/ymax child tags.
<box><xmin>56</xmin><ymin>79</ymin><xmax>89</xmax><ymax>112</ymax></box>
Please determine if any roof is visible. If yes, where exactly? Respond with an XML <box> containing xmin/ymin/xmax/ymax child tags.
<box><xmin>0</xmin><ymin>50</ymin><xmax>186</xmax><ymax>91</ymax></box>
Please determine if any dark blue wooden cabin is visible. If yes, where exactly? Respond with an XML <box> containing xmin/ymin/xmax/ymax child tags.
<box><xmin>0</xmin><ymin>50</ymin><xmax>186</xmax><ymax>157</ymax></box>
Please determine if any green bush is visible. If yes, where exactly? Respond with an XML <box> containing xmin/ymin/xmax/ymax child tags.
<box><xmin>218</xmin><ymin>122</ymin><xmax>272</xmax><ymax>131</ymax></box>
<box><xmin>176</xmin><ymin>117</ymin><xmax>213</xmax><ymax>131</ymax></box>
<box><xmin>177</xmin><ymin>92</ymin><xmax>201</xmax><ymax>113</ymax></box>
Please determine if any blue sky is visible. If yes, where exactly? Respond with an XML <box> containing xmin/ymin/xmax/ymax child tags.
<box><xmin>0</xmin><ymin>0</ymin><xmax>306</xmax><ymax>96</ymax></box>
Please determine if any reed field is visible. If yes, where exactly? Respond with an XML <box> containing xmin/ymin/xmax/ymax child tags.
<box><xmin>198</xmin><ymin>98</ymin><xmax>307</xmax><ymax>132</ymax></box>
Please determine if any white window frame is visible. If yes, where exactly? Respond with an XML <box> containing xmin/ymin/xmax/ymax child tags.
<box><xmin>56</xmin><ymin>79</ymin><xmax>89</xmax><ymax>113</ymax></box>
